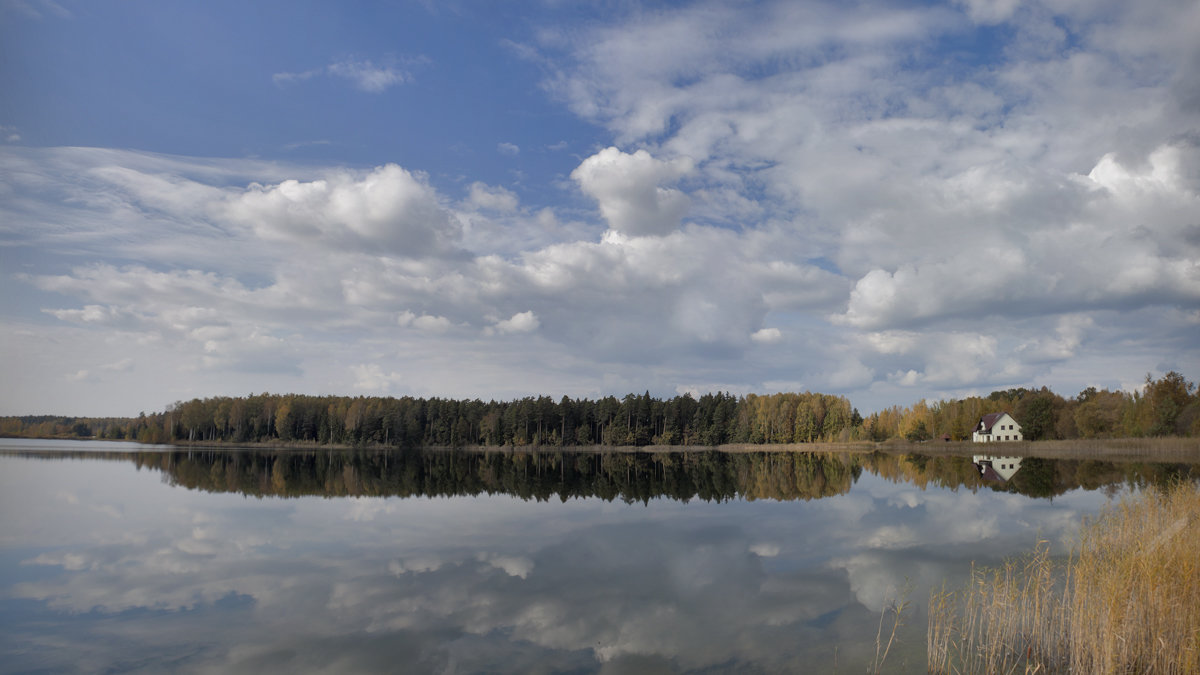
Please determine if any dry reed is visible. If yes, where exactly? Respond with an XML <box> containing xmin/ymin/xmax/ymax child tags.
<box><xmin>928</xmin><ymin>481</ymin><xmax>1200</xmax><ymax>673</ymax></box>
<box><xmin>872</xmin><ymin>581</ymin><xmax>913</xmax><ymax>674</ymax></box>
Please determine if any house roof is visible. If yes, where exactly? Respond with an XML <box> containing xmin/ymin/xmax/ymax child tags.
<box><xmin>977</xmin><ymin>412</ymin><xmax>1009</xmax><ymax>432</ymax></box>
<box><xmin>977</xmin><ymin>464</ymin><xmax>1008</xmax><ymax>482</ymax></box>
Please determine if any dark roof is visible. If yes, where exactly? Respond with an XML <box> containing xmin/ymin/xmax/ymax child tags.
<box><xmin>977</xmin><ymin>412</ymin><xmax>1010</xmax><ymax>432</ymax></box>
<box><xmin>977</xmin><ymin>464</ymin><xmax>1007</xmax><ymax>482</ymax></box>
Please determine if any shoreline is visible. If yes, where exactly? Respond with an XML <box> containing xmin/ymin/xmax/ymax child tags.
<box><xmin>4</xmin><ymin>436</ymin><xmax>1199</xmax><ymax>463</ymax></box>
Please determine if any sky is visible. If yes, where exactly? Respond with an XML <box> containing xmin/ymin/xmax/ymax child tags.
<box><xmin>1</xmin><ymin>0</ymin><xmax>1198</xmax><ymax>417</ymax></box>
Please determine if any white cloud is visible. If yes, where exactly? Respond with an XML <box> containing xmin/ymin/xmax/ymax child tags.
<box><xmin>5</xmin><ymin>0</ymin><xmax>1200</xmax><ymax>414</ymax></box>
<box><xmin>497</xmin><ymin>142</ymin><xmax>520</xmax><ymax>156</ymax></box>
<box><xmin>273</xmin><ymin>56</ymin><xmax>419</xmax><ymax>93</ymax></box>
<box><xmin>221</xmin><ymin>164</ymin><xmax>462</xmax><ymax>258</ymax></box>
<box><xmin>750</xmin><ymin>328</ymin><xmax>782</xmax><ymax>344</ymax></box>
<box><xmin>489</xmin><ymin>311</ymin><xmax>539</xmax><ymax>335</ymax></box>
<box><xmin>1017</xmin><ymin>314</ymin><xmax>1094</xmax><ymax>363</ymax></box>
<box><xmin>820</xmin><ymin>358</ymin><xmax>876</xmax><ymax>390</ymax></box>
<box><xmin>398</xmin><ymin>311</ymin><xmax>454</xmax><ymax>333</ymax></box>
<box><xmin>954</xmin><ymin>0</ymin><xmax>1021</xmax><ymax>25</ymax></box>
<box><xmin>478</xmin><ymin>553</ymin><xmax>534</xmax><ymax>579</ymax></box>
<box><xmin>352</xmin><ymin>363</ymin><xmax>404</xmax><ymax>392</ymax></box>
<box><xmin>465</xmin><ymin>182</ymin><xmax>519</xmax><ymax>213</ymax></box>
<box><xmin>327</xmin><ymin>57</ymin><xmax>411</xmax><ymax>92</ymax></box>
<box><xmin>749</xmin><ymin>543</ymin><xmax>780</xmax><ymax>557</ymax></box>
<box><xmin>571</xmin><ymin>147</ymin><xmax>693</xmax><ymax>237</ymax></box>
<box><xmin>1</xmin><ymin>0</ymin><xmax>71</xmax><ymax>20</ymax></box>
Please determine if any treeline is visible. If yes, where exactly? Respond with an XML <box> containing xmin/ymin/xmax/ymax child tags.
<box><xmin>862</xmin><ymin>371</ymin><xmax>1199</xmax><ymax>442</ymax></box>
<box><xmin>1</xmin><ymin>391</ymin><xmax>861</xmax><ymax>447</ymax></box>
<box><xmin>1</xmin><ymin>371</ymin><xmax>1195</xmax><ymax>447</ymax></box>
<box><xmin>0</xmin><ymin>414</ymin><xmax>141</xmax><ymax>441</ymax></box>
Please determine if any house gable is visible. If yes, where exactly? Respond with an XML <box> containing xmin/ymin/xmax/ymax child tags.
<box><xmin>972</xmin><ymin>412</ymin><xmax>1023</xmax><ymax>442</ymax></box>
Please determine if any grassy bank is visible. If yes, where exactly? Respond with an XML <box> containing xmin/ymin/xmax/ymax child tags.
<box><xmin>861</xmin><ymin>436</ymin><xmax>1200</xmax><ymax>463</ymax></box>
<box><xmin>928</xmin><ymin>481</ymin><xmax>1200</xmax><ymax>673</ymax></box>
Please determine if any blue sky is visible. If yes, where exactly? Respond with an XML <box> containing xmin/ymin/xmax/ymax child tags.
<box><xmin>2</xmin><ymin>0</ymin><xmax>1198</xmax><ymax>416</ymax></box>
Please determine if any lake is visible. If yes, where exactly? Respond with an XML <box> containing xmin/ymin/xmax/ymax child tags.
<box><xmin>1</xmin><ymin>438</ymin><xmax>1195</xmax><ymax>674</ymax></box>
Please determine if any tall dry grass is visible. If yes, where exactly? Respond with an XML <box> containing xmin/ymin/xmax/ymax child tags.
<box><xmin>928</xmin><ymin>482</ymin><xmax>1200</xmax><ymax>674</ymax></box>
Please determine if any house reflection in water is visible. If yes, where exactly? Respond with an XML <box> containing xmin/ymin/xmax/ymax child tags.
<box><xmin>973</xmin><ymin>455</ymin><xmax>1024</xmax><ymax>482</ymax></box>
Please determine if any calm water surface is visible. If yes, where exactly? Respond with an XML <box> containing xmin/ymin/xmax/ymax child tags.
<box><xmin>1</xmin><ymin>439</ymin><xmax>1195</xmax><ymax>674</ymax></box>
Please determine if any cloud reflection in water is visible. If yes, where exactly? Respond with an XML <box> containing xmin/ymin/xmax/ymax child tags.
<box><xmin>1</xmin><ymin>447</ymin><xmax>1173</xmax><ymax>673</ymax></box>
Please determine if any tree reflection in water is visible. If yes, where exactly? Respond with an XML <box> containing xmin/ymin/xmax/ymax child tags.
<box><xmin>6</xmin><ymin>447</ymin><xmax>1195</xmax><ymax>502</ymax></box>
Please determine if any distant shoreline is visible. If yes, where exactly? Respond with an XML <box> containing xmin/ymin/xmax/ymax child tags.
<box><xmin>3</xmin><ymin>436</ymin><xmax>1198</xmax><ymax>463</ymax></box>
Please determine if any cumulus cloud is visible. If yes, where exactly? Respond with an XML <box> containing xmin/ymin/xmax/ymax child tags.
<box><xmin>6</xmin><ymin>146</ymin><xmax>854</xmax><ymax>414</ymax></box>
<box><xmin>750</xmin><ymin>328</ymin><xmax>782</xmax><ymax>344</ymax></box>
<box><xmin>1017</xmin><ymin>315</ymin><xmax>1095</xmax><ymax>363</ymax></box>
<box><xmin>835</xmin><ymin>143</ymin><xmax>1200</xmax><ymax>331</ymax></box>
<box><xmin>397</xmin><ymin>311</ymin><xmax>454</xmax><ymax>332</ymax></box>
<box><xmin>6</xmin><ymin>0</ymin><xmax>1200</xmax><ymax>414</ymax></box>
<box><xmin>866</xmin><ymin>330</ymin><xmax>1000</xmax><ymax>388</ymax></box>
<box><xmin>352</xmin><ymin>364</ymin><xmax>404</xmax><ymax>391</ymax></box>
<box><xmin>488</xmin><ymin>311</ymin><xmax>539</xmax><ymax>335</ymax></box>
<box><xmin>571</xmin><ymin>147</ymin><xmax>693</xmax><ymax>237</ymax></box>
<box><xmin>221</xmin><ymin>164</ymin><xmax>462</xmax><ymax>258</ymax></box>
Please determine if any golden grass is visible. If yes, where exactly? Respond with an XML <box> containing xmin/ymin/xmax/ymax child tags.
<box><xmin>867</xmin><ymin>437</ymin><xmax>1200</xmax><ymax>463</ymax></box>
<box><xmin>928</xmin><ymin>481</ymin><xmax>1200</xmax><ymax>674</ymax></box>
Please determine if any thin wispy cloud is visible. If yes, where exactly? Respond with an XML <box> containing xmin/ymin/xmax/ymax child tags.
<box><xmin>273</xmin><ymin>56</ymin><xmax>424</xmax><ymax>93</ymax></box>
<box><xmin>1</xmin><ymin>0</ymin><xmax>71</xmax><ymax>20</ymax></box>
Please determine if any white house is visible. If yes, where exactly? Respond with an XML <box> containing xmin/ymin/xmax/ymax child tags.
<box><xmin>972</xmin><ymin>412</ymin><xmax>1023</xmax><ymax>442</ymax></box>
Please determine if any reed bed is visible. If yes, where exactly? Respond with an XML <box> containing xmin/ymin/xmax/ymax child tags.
<box><xmin>928</xmin><ymin>482</ymin><xmax>1200</xmax><ymax>674</ymax></box>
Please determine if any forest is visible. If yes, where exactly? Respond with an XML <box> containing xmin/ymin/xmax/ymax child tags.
<box><xmin>1</xmin><ymin>371</ymin><xmax>1196</xmax><ymax>447</ymax></box>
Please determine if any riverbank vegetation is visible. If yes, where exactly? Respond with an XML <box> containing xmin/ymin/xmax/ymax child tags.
<box><xmin>2</xmin><ymin>371</ymin><xmax>1196</xmax><ymax>448</ymax></box>
<box><xmin>928</xmin><ymin>481</ymin><xmax>1200</xmax><ymax>673</ymax></box>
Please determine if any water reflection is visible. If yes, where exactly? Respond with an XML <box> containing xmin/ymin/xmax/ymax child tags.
<box><xmin>3</xmin><ymin>445</ymin><xmax>1195</xmax><ymax>502</ymax></box>
<box><xmin>1</xmin><ymin>442</ymin><xmax>1197</xmax><ymax>673</ymax></box>
<box><xmin>973</xmin><ymin>455</ymin><xmax>1023</xmax><ymax>482</ymax></box>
